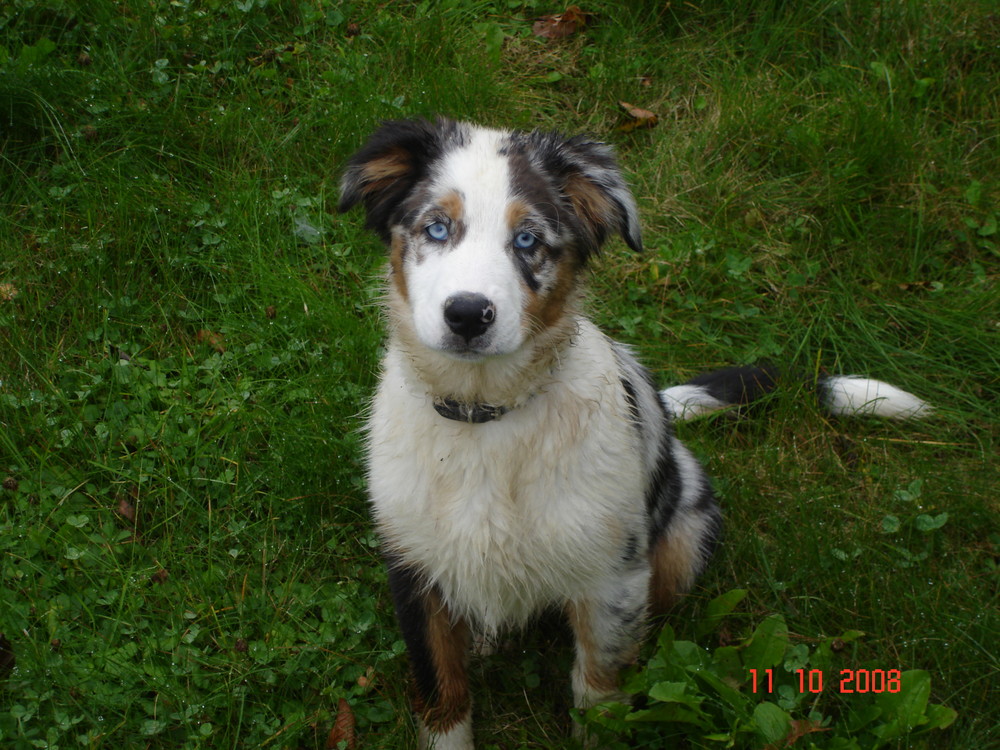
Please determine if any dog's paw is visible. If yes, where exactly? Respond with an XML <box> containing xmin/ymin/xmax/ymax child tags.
<box><xmin>418</xmin><ymin>716</ymin><xmax>474</xmax><ymax>750</ymax></box>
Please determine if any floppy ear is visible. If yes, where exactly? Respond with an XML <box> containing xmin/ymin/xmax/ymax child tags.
<box><xmin>525</xmin><ymin>131</ymin><xmax>643</xmax><ymax>256</ymax></box>
<box><xmin>338</xmin><ymin>118</ymin><xmax>462</xmax><ymax>242</ymax></box>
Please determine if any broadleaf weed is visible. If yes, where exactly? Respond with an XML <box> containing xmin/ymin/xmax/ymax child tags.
<box><xmin>582</xmin><ymin>594</ymin><xmax>956</xmax><ymax>749</ymax></box>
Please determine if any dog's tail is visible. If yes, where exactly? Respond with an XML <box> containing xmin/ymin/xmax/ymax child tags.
<box><xmin>661</xmin><ymin>364</ymin><xmax>932</xmax><ymax>422</ymax></box>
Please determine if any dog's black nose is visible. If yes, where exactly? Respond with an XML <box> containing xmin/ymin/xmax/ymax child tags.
<box><xmin>443</xmin><ymin>293</ymin><xmax>495</xmax><ymax>341</ymax></box>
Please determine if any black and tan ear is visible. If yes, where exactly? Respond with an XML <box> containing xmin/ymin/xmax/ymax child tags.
<box><xmin>524</xmin><ymin>131</ymin><xmax>643</xmax><ymax>257</ymax></box>
<box><xmin>338</xmin><ymin>118</ymin><xmax>465</xmax><ymax>242</ymax></box>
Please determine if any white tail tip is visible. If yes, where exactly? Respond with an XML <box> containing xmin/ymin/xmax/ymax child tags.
<box><xmin>821</xmin><ymin>375</ymin><xmax>933</xmax><ymax>419</ymax></box>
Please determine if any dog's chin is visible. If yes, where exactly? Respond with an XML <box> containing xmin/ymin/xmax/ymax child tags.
<box><xmin>436</xmin><ymin>343</ymin><xmax>506</xmax><ymax>363</ymax></box>
<box><xmin>429</xmin><ymin>334</ymin><xmax>523</xmax><ymax>363</ymax></box>
<box><xmin>442</xmin><ymin>348</ymin><xmax>490</xmax><ymax>363</ymax></box>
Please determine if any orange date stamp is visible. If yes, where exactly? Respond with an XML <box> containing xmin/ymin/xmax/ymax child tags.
<box><xmin>749</xmin><ymin>668</ymin><xmax>903</xmax><ymax>694</ymax></box>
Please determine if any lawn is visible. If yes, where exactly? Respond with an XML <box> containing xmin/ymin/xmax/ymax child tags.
<box><xmin>1</xmin><ymin>1</ymin><xmax>997</xmax><ymax>748</ymax></box>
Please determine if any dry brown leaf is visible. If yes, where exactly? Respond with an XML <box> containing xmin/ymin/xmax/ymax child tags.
<box><xmin>356</xmin><ymin>665</ymin><xmax>375</xmax><ymax>690</ymax></box>
<box><xmin>764</xmin><ymin>718</ymin><xmax>830</xmax><ymax>749</ymax></box>
<box><xmin>533</xmin><ymin>6</ymin><xmax>589</xmax><ymax>39</ymax></box>
<box><xmin>117</xmin><ymin>497</ymin><xmax>137</xmax><ymax>524</ymax></box>
<box><xmin>196</xmin><ymin>329</ymin><xmax>226</xmax><ymax>353</ymax></box>
<box><xmin>617</xmin><ymin>101</ymin><xmax>659</xmax><ymax>132</ymax></box>
<box><xmin>326</xmin><ymin>698</ymin><xmax>356</xmax><ymax>749</ymax></box>
<box><xmin>150</xmin><ymin>568</ymin><xmax>169</xmax><ymax>585</ymax></box>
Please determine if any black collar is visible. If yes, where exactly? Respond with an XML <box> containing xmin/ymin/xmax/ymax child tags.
<box><xmin>433</xmin><ymin>397</ymin><xmax>510</xmax><ymax>424</ymax></box>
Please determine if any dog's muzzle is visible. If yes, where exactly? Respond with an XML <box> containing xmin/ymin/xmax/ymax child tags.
<box><xmin>443</xmin><ymin>293</ymin><xmax>495</xmax><ymax>342</ymax></box>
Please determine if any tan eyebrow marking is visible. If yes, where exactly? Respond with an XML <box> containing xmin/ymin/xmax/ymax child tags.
<box><xmin>505</xmin><ymin>198</ymin><xmax>532</xmax><ymax>231</ymax></box>
<box><xmin>438</xmin><ymin>190</ymin><xmax>465</xmax><ymax>223</ymax></box>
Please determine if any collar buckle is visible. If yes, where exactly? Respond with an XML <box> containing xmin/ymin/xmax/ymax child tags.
<box><xmin>433</xmin><ymin>397</ymin><xmax>509</xmax><ymax>424</ymax></box>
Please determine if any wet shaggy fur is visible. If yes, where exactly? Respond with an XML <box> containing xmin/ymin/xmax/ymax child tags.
<box><xmin>338</xmin><ymin>118</ymin><xmax>930</xmax><ymax>749</ymax></box>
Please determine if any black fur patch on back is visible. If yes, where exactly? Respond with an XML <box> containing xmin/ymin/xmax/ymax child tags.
<box><xmin>621</xmin><ymin>532</ymin><xmax>641</xmax><ymax>564</ymax></box>
<box><xmin>646</xmin><ymin>430</ymin><xmax>684</xmax><ymax>544</ymax></box>
<box><xmin>630</xmin><ymin>367</ymin><xmax>684</xmax><ymax>542</ymax></box>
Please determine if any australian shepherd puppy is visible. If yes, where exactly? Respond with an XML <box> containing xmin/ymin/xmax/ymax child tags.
<box><xmin>338</xmin><ymin>118</ymin><xmax>930</xmax><ymax>749</ymax></box>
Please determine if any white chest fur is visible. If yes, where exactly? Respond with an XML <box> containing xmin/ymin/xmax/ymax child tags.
<box><xmin>366</xmin><ymin>321</ymin><xmax>647</xmax><ymax>633</ymax></box>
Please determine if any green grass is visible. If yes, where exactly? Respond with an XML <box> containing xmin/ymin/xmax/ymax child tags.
<box><xmin>1</xmin><ymin>1</ymin><xmax>997</xmax><ymax>747</ymax></box>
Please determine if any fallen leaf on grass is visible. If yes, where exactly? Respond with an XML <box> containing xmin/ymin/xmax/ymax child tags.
<box><xmin>0</xmin><ymin>282</ymin><xmax>18</xmax><ymax>302</ymax></box>
<box><xmin>196</xmin><ymin>329</ymin><xmax>226</xmax><ymax>353</ymax></box>
<box><xmin>150</xmin><ymin>568</ymin><xmax>169</xmax><ymax>585</ymax></box>
<box><xmin>117</xmin><ymin>497</ymin><xmax>137</xmax><ymax>525</ymax></box>
<box><xmin>618</xmin><ymin>101</ymin><xmax>658</xmax><ymax>132</ymax></box>
<box><xmin>116</xmin><ymin>488</ymin><xmax>142</xmax><ymax>540</ymax></box>
<box><xmin>356</xmin><ymin>666</ymin><xmax>375</xmax><ymax>690</ymax></box>
<box><xmin>764</xmin><ymin>718</ymin><xmax>829</xmax><ymax>749</ymax></box>
<box><xmin>326</xmin><ymin>698</ymin><xmax>356</xmax><ymax>749</ymax></box>
<box><xmin>533</xmin><ymin>6</ymin><xmax>589</xmax><ymax>39</ymax></box>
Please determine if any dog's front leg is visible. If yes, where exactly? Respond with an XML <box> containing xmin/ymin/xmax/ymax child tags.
<box><xmin>566</xmin><ymin>566</ymin><xmax>650</xmax><ymax>744</ymax></box>
<box><xmin>386</xmin><ymin>559</ymin><xmax>473</xmax><ymax>749</ymax></box>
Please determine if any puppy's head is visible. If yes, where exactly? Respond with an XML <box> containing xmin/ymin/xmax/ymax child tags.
<box><xmin>339</xmin><ymin>118</ymin><xmax>642</xmax><ymax>360</ymax></box>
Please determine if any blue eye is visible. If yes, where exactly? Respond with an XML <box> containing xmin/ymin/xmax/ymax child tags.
<box><xmin>513</xmin><ymin>231</ymin><xmax>537</xmax><ymax>250</ymax></box>
<box><xmin>426</xmin><ymin>222</ymin><xmax>449</xmax><ymax>242</ymax></box>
